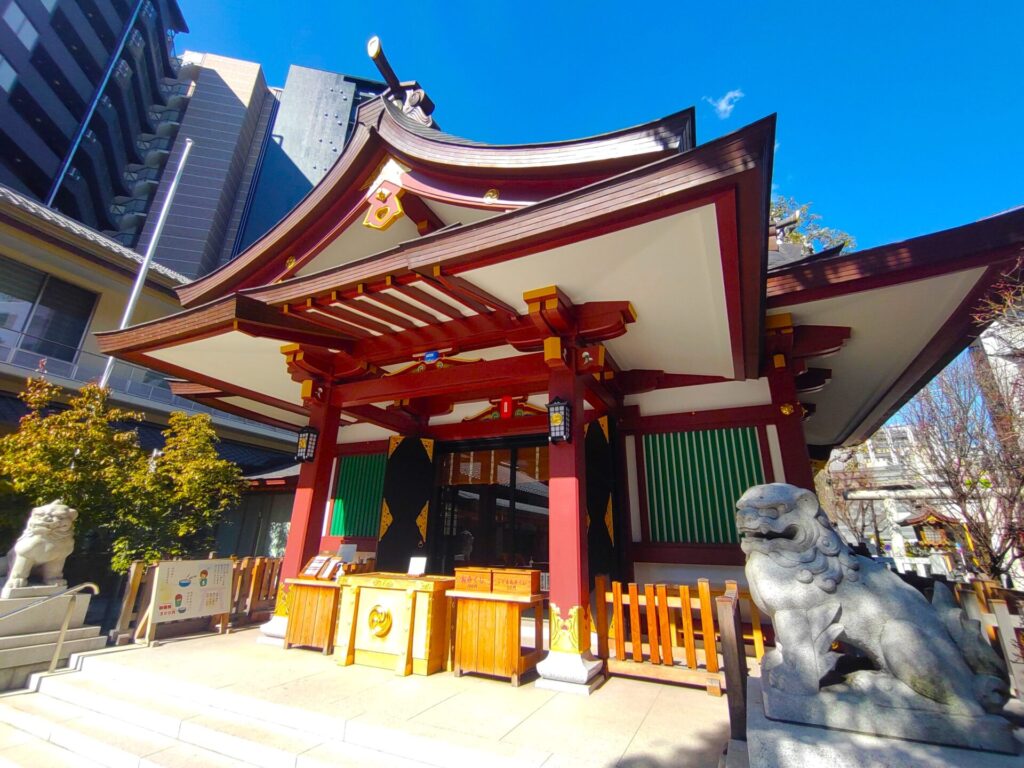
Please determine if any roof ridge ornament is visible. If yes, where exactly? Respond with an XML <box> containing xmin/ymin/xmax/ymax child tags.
<box><xmin>367</xmin><ymin>36</ymin><xmax>435</xmax><ymax>128</ymax></box>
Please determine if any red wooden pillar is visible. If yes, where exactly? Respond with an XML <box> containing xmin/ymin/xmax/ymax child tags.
<box><xmin>546</xmin><ymin>366</ymin><xmax>589</xmax><ymax>637</ymax></box>
<box><xmin>537</xmin><ymin>357</ymin><xmax>603</xmax><ymax>691</ymax></box>
<box><xmin>767</xmin><ymin>356</ymin><xmax>815</xmax><ymax>491</ymax></box>
<box><xmin>280</xmin><ymin>388</ymin><xmax>340</xmax><ymax>580</ymax></box>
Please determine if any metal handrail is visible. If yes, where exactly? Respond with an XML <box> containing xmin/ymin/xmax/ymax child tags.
<box><xmin>0</xmin><ymin>583</ymin><xmax>100</xmax><ymax>673</ymax></box>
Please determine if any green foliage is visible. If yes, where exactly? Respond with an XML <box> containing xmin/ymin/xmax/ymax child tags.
<box><xmin>0</xmin><ymin>377</ymin><xmax>245</xmax><ymax>573</ymax></box>
<box><xmin>771</xmin><ymin>196</ymin><xmax>857</xmax><ymax>254</ymax></box>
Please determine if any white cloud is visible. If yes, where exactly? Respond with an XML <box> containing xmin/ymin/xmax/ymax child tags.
<box><xmin>703</xmin><ymin>89</ymin><xmax>745</xmax><ymax>119</ymax></box>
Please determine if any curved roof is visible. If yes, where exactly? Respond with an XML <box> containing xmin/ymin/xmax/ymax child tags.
<box><xmin>176</xmin><ymin>91</ymin><xmax>696</xmax><ymax>308</ymax></box>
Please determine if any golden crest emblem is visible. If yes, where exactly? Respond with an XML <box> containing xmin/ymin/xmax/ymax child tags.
<box><xmin>367</xmin><ymin>604</ymin><xmax>393</xmax><ymax>637</ymax></box>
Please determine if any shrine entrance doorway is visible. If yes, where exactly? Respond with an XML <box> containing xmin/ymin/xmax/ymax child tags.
<box><xmin>429</xmin><ymin>439</ymin><xmax>550</xmax><ymax>576</ymax></box>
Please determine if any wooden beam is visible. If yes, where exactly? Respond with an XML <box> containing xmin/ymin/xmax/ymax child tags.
<box><xmin>351</xmin><ymin>288</ymin><xmax>417</xmax><ymax>329</ymax></box>
<box><xmin>418</xmin><ymin>268</ymin><xmax>520</xmax><ymax>318</ymax></box>
<box><xmin>181</xmin><ymin>395</ymin><xmax>301</xmax><ymax>433</ymax></box>
<box><xmin>795</xmin><ymin>368</ymin><xmax>832</xmax><ymax>394</ymax></box>
<box><xmin>792</xmin><ymin>325</ymin><xmax>851</xmax><ymax>359</ymax></box>
<box><xmin>350</xmin><ymin>313</ymin><xmax>527</xmax><ymax>367</ymax></box>
<box><xmin>401</xmin><ymin>192</ymin><xmax>444</xmax><ymax>235</ymax></box>
<box><xmin>333</xmin><ymin>353</ymin><xmax>550</xmax><ymax>407</ymax></box>
<box><xmin>286</xmin><ymin>304</ymin><xmax>372</xmax><ymax>339</ymax></box>
<box><xmin>617</xmin><ymin>370</ymin><xmax>730</xmax><ymax>394</ymax></box>
<box><xmin>313</xmin><ymin>299</ymin><xmax>396</xmax><ymax>335</ymax></box>
<box><xmin>389</xmin><ymin>281</ymin><xmax>464</xmax><ymax>320</ymax></box>
<box><xmin>168</xmin><ymin>382</ymin><xmax>223</xmax><ymax>397</ymax></box>
<box><xmin>621</xmin><ymin>404</ymin><xmax>779</xmax><ymax>434</ymax></box>
<box><xmin>342</xmin><ymin>403</ymin><xmax>423</xmax><ymax>434</ymax></box>
<box><xmin>362</xmin><ymin>289</ymin><xmax>440</xmax><ymax>325</ymax></box>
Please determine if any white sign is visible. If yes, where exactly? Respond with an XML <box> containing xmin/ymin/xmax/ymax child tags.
<box><xmin>151</xmin><ymin>558</ymin><xmax>232</xmax><ymax>624</ymax></box>
<box><xmin>407</xmin><ymin>556</ymin><xmax>427</xmax><ymax>577</ymax></box>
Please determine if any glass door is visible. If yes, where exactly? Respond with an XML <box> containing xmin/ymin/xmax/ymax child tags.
<box><xmin>430</xmin><ymin>443</ymin><xmax>549</xmax><ymax>574</ymax></box>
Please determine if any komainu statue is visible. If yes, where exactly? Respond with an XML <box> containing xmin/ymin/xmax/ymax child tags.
<box><xmin>736</xmin><ymin>483</ymin><xmax>1017</xmax><ymax>753</ymax></box>
<box><xmin>0</xmin><ymin>501</ymin><xmax>77</xmax><ymax>597</ymax></box>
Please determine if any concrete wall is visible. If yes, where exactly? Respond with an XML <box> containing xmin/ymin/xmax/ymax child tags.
<box><xmin>138</xmin><ymin>53</ymin><xmax>267</xmax><ymax>279</ymax></box>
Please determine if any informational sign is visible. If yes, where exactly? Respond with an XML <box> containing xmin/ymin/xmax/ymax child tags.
<box><xmin>152</xmin><ymin>558</ymin><xmax>232</xmax><ymax>624</ymax></box>
<box><xmin>407</xmin><ymin>556</ymin><xmax>427</xmax><ymax>576</ymax></box>
<box><xmin>302</xmin><ymin>555</ymin><xmax>331</xmax><ymax>578</ymax></box>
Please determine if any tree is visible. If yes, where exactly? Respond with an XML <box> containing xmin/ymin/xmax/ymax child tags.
<box><xmin>0</xmin><ymin>377</ymin><xmax>245</xmax><ymax>573</ymax></box>
<box><xmin>901</xmin><ymin>355</ymin><xmax>1024</xmax><ymax>583</ymax></box>
<box><xmin>816</xmin><ymin>445</ymin><xmax>882</xmax><ymax>548</ymax></box>
<box><xmin>771</xmin><ymin>196</ymin><xmax>857</xmax><ymax>254</ymax></box>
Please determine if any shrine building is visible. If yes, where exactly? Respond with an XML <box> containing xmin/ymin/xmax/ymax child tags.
<box><xmin>97</xmin><ymin>40</ymin><xmax>1024</xmax><ymax>687</ymax></box>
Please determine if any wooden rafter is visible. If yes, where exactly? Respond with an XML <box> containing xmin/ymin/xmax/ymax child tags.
<box><xmin>350</xmin><ymin>288</ymin><xmax>417</xmax><ymax>330</ymax></box>
<box><xmin>364</xmin><ymin>288</ymin><xmax>441</xmax><ymax>325</ymax></box>
<box><xmin>286</xmin><ymin>304</ymin><xmax>372</xmax><ymax>340</ymax></box>
<box><xmin>387</xmin><ymin>281</ymin><xmax>465</xmax><ymax>320</ymax></box>
<box><xmin>312</xmin><ymin>299</ymin><xmax>396</xmax><ymax>335</ymax></box>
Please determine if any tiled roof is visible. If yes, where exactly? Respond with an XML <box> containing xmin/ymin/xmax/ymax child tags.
<box><xmin>0</xmin><ymin>184</ymin><xmax>189</xmax><ymax>285</ymax></box>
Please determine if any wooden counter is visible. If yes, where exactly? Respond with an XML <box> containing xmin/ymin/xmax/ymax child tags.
<box><xmin>283</xmin><ymin>578</ymin><xmax>341</xmax><ymax>654</ymax></box>
<box><xmin>335</xmin><ymin>572</ymin><xmax>455</xmax><ymax>676</ymax></box>
<box><xmin>448</xmin><ymin>590</ymin><xmax>544</xmax><ymax>686</ymax></box>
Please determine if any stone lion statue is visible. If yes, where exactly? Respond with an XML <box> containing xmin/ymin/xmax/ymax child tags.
<box><xmin>0</xmin><ymin>501</ymin><xmax>77</xmax><ymax>597</ymax></box>
<box><xmin>736</xmin><ymin>484</ymin><xmax>1008</xmax><ymax>719</ymax></box>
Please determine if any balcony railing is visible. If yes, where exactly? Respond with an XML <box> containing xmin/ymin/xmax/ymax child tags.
<box><xmin>158</xmin><ymin>80</ymin><xmax>190</xmax><ymax>106</ymax></box>
<box><xmin>0</xmin><ymin>330</ymin><xmax>292</xmax><ymax>439</ymax></box>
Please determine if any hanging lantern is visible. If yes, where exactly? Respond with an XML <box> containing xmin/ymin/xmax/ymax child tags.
<box><xmin>295</xmin><ymin>426</ymin><xmax>319</xmax><ymax>462</ymax></box>
<box><xmin>546</xmin><ymin>397</ymin><xmax>571</xmax><ymax>443</ymax></box>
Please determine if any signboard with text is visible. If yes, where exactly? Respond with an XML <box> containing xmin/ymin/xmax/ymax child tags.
<box><xmin>151</xmin><ymin>558</ymin><xmax>233</xmax><ymax>624</ymax></box>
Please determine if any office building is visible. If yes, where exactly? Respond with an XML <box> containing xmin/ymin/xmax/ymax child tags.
<box><xmin>0</xmin><ymin>0</ymin><xmax>384</xmax><ymax>279</ymax></box>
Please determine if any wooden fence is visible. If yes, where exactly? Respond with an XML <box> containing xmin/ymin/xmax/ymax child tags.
<box><xmin>593</xmin><ymin>576</ymin><xmax>771</xmax><ymax>694</ymax></box>
<box><xmin>113</xmin><ymin>556</ymin><xmax>283</xmax><ymax>644</ymax></box>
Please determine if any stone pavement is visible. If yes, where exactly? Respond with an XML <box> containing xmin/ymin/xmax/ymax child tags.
<box><xmin>0</xmin><ymin>628</ymin><xmax>731</xmax><ymax>767</ymax></box>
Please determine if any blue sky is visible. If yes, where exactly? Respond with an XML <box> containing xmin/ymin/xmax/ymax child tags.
<box><xmin>175</xmin><ymin>1</ymin><xmax>1023</xmax><ymax>251</ymax></box>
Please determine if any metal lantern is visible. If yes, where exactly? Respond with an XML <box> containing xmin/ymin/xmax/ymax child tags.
<box><xmin>295</xmin><ymin>426</ymin><xmax>319</xmax><ymax>462</ymax></box>
<box><xmin>546</xmin><ymin>397</ymin><xmax>572</xmax><ymax>443</ymax></box>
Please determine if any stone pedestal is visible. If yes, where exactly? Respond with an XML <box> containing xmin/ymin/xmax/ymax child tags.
<box><xmin>257</xmin><ymin>614</ymin><xmax>287</xmax><ymax>647</ymax></box>
<box><xmin>535</xmin><ymin>651</ymin><xmax>605</xmax><ymax>695</ymax></box>
<box><xmin>0</xmin><ymin>587</ymin><xmax>105</xmax><ymax>690</ymax></box>
<box><xmin>746</xmin><ymin>677</ymin><xmax>1023</xmax><ymax>767</ymax></box>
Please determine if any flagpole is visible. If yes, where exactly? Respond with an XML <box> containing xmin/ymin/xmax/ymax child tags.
<box><xmin>99</xmin><ymin>138</ymin><xmax>194</xmax><ymax>389</ymax></box>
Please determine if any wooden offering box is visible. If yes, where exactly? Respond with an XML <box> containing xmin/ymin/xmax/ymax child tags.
<box><xmin>449</xmin><ymin>589</ymin><xmax>544</xmax><ymax>687</ymax></box>
<box><xmin>283</xmin><ymin>578</ymin><xmax>341</xmax><ymax>654</ymax></box>
<box><xmin>492</xmin><ymin>569</ymin><xmax>540</xmax><ymax>596</ymax></box>
<box><xmin>335</xmin><ymin>572</ymin><xmax>454</xmax><ymax>676</ymax></box>
<box><xmin>454</xmin><ymin>567</ymin><xmax>493</xmax><ymax>592</ymax></box>
<box><xmin>454</xmin><ymin>567</ymin><xmax>540</xmax><ymax>595</ymax></box>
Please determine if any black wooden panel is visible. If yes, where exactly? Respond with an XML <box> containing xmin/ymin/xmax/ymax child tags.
<box><xmin>586</xmin><ymin>417</ymin><xmax>616</xmax><ymax>586</ymax></box>
<box><xmin>376</xmin><ymin>437</ymin><xmax>434</xmax><ymax>572</ymax></box>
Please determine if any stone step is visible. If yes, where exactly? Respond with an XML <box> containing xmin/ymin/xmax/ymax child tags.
<box><xmin>31</xmin><ymin>670</ymin><xmax>332</xmax><ymax>768</ymax></box>
<box><xmin>62</xmin><ymin>651</ymin><xmax>550</xmax><ymax>768</ymax></box>
<box><xmin>0</xmin><ymin>732</ymin><xmax>104</xmax><ymax>768</ymax></box>
<box><xmin>0</xmin><ymin>633</ymin><xmax>108</xmax><ymax>691</ymax></box>
<box><xmin>0</xmin><ymin>593</ymin><xmax>91</xmax><ymax>636</ymax></box>
<box><xmin>36</xmin><ymin>671</ymin><xmax>215</xmax><ymax>738</ymax></box>
<box><xmin>0</xmin><ymin>624</ymin><xmax>100</xmax><ymax>651</ymax></box>
<box><xmin>69</xmin><ymin>651</ymin><xmax>345</xmax><ymax>736</ymax></box>
<box><xmin>0</xmin><ymin>634</ymin><xmax>108</xmax><ymax>670</ymax></box>
<box><xmin>177</xmin><ymin>709</ymin><xmax>327</xmax><ymax>768</ymax></box>
<box><xmin>0</xmin><ymin>691</ymin><xmax>249</xmax><ymax>768</ymax></box>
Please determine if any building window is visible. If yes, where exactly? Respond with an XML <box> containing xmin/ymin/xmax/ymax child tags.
<box><xmin>871</xmin><ymin>436</ymin><xmax>892</xmax><ymax>464</ymax></box>
<box><xmin>0</xmin><ymin>254</ymin><xmax>97</xmax><ymax>365</ymax></box>
<box><xmin>0</xmin><ymin>53</ymin><xmax>15</xmax><ymax>92</ymax></box>
<box><xmin>3</xmin><ymin>2</ymin><xmax>38</xmax><ymax>50</ymax></box>
<box><xmin>919</xmin><ymin>525</ymin><xmax>945</xmax><ymax>546</ymax></box>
